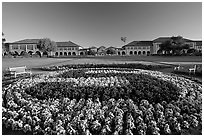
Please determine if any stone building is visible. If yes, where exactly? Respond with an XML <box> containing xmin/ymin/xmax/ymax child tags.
<box><xmin>6</xmin><ymin>36</ymin><xmax>202</xmax><ymax>57</ymax></box>
<box><xmin>55</xmin><ymin>41</ymin><xmax>82</xmax><ymax>56</ymax></box>
<box><xmin>122</xmin><ymin>41</ymin><xmax>152</xmax><ymax>56</ymax></box>
<box><xmin>8</xmin><ymin>39</ymin><xmax>42</xmax><ymax>56</ymax></box>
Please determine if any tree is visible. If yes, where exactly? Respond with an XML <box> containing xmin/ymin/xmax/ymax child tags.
<box><xmin>106</xmin><ymin>47</ymin><xmax>116</xmax><ymax>55</ymax></box>
<box><xmin>87</xmin><ymin>49</ymin><xmax>96</xmax><ymax>55</ymax></box>
<box><xmin>121</xmin><ymin>37</ymin><xmax>127</xmax><ymax>45</ymax></box>
<box><xmin>159</xmin><ymin>36</ymin><xmax>190</xmax><ymax>55</ymax></box>
<box><xmin>2</xmin><ymin>32</ymin><xmax>6</xmax><ymax>54</ymax></box>
<box><xmin>37</xmin><ymin>38</ymin><xmax>57</xmax><ymax>55</ymax></box>
<box><xmin>159</xmin><ymin>40</ymin><xmax>172</xmax><ymax>54</ymax></box>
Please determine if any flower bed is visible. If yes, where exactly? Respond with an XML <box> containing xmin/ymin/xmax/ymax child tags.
<box><xmin>39</xmin><ymin>63</ymin><xmax>171</xmax><ymax>71</ymax></box>
<box><xmin>2</xmin><ymin>67</ymin><xmax>202</xmax><ymax>135</ymax></box>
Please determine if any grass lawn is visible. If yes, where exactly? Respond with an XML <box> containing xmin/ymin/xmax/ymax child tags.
<box><xmin>57</xmin><ymin>55</ymin><xmax>202</xmax><ymax>62</ymax></box>
<box><xmin>2</xmin><ymin>56</ymin><xmax>201</xmax><ymax>71</ymax></box>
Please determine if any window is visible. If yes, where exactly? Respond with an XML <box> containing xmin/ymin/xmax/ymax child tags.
<box><xmin>12</xmin><ymin>45</ymin><xmax>18</xmax><ymax>49</ymax></box>
<box><xmin>143</xmin><ymin>47</ymin><xmax>146</xmax><ymax>49</ymax></box>
<box><xmin>20</xmin><ymin>45</ymin><xmax>26</xmax><ymax>50</ymax></box>
<box><xmin>27</xmin><ymin>45</ymin><xmax>33</xmax><ymax>50</ymax></box>
<box><xmin>72</xmin><ymin>48</ymin><xmax>75</xmax><ymax>50</ymax></box>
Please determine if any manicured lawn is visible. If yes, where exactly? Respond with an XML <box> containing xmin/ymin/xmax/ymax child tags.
<box><xmin>2</xmin><ymin>56</ymin><xmax>201</xmax><ymax>71</ymax></box>
<box><xmin>56</xmin><ymin>55</ymin><xmax>202</xmax><ymax>62</ymax></box>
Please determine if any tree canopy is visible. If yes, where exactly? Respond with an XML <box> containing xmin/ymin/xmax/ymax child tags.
<box><xmin>106</xmin><ymin>47</ymin><xmax>116</xmax><ymax>55</ymax></box>
<box><xmin>37</xmin><ymin>38</ymin><xmax>57</xmax><ymax>53</ymax></box>
<box><xmin>159</xmin><ymin>36</ymin><xmax>190</xmax><ymax>55</ymax></box>
<box><xmin>2</xmin><ymin>32</ymin><xmax>6</xmax><ymax>52</ymax></box>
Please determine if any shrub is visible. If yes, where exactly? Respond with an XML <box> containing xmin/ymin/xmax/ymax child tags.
<box><xmin>32</xmin><ymin>53</ymin><xmax>40</xmax><ymax>58</ymax></box>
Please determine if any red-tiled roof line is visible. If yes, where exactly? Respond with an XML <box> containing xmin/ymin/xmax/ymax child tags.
<box><xmin>11</xmin><ymin>39</ymin><xmax>40</xmax><ymax>44</ymax></box>
<box><xmin>56</xmin><ymin>41</ymin><xmax>81</xmax><ymax>47</ymax></box>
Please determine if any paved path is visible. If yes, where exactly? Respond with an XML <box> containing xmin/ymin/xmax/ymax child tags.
<box><xmin>160</xmin><ymin>62</ymin><xmax>202</xmax><ymax>65</ymax></box>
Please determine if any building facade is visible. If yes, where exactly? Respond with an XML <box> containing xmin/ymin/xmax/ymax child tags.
<box><xmin>8</xmin><ymin>39</ymin><xmax>41</xmax><ymax>56</ymax></box>
<box><xmin>7</xmin><ymin>37</ymin><xmax>202</xmax><ymax>57</ymax></box>
<box><xmin>122</xmin><ymin>41</ymin><xmax>152</xmax><ymax>56</ymax></box>
<box><xmin>55</xmin><ymin>41</ymin><xmax>82</xmax><ymax>56</ymax></box>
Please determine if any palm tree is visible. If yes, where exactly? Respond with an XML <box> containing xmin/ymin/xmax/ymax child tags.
<box><xmin>2</xmin><ymin>32</ymin><xmax>6</xmax><ymax>55</ymax></box>
<box><xmin>121</xmin><ymin>37</ymin><xmax>127</xmax><ymax>45</ymax></box>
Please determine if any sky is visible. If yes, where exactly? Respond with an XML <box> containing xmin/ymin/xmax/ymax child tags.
<box><xmin>2</xmin><ymin>2</ymin><xmax>202</xmax><ymax>48</ymax></box>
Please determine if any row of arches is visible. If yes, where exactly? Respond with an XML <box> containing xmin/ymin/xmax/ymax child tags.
<box><xmin>129</xmin><ymin>50</ymin><xmax>150</xmax><ymax>55</ymax></box>
<box><xmin>10</xmin><ymin>51</ymin><xmax>45</xmax><ymax>57</ymax></box>
<box><xmin>118</xmin><ymin>51</ymin><xmax>151</xmax><ymax>55</ymax></box>
<box><xmin>55</xmin><ymin>52</ymin><xmax>76</xmax><ymax>56</ymax></box>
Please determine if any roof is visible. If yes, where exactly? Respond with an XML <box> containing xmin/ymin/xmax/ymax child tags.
<box><xmin>153</xmin><ymin>37</ymin><xmax>171</xmax><ymax>43</ymax></box>
<box><xmin>11</xmin><ymin>39</ymin><xmax>40</xmax><ymax>44</ymax></box>
<box><xmin>56</xmin><ymin>41</ymin><xmax>81</xmax><ymax>47</ymax></box>
<box><xmin>98</xmin><ymin>46</ymin><xmax>106</xmax><ymax>49</ymax></box>
<box><xmin>89</xmin><ymin>46</ymin><xmax>97</xmax><ymax>49</ymax></box>
<box><xmin>153</xmin><ymin>37</ymin><xmax>196</xmax><ymax>43</ymax></box>
<box><xmin>123</xmin><ymin>41</ymin><xmax>153</xmax><ymax>48</ymax></box>
<box><xmin>106</xmin><ymin>46</ymin><xmax>117</xmax><ymax>49</ymax></box>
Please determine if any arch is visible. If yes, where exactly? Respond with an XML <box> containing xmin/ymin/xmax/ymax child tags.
<box><xmin>68</xmin><ymin>52</ymin><xmax>71</xmax><ymax>56</ymax></box>
<box><xmin>80</xmin><ymin>52</ymin><xmax>84</xmax><ymax>55</ymax></box>
<box><xmin>157</xmin><ymin>50</ymin><xmax>162</xmax><ymax>55</ymax></box>
<box><xmin>55</xmin><ymin>52</ymin><xmax>58</xmax><ymax>56</ymax></box>
<box><xmin>60</xmin><ymin>52</ymin><xmax>63</xmax><ymax>56</ymax></box>
<box><xmin>129</xmin><ymin>51</ymin><xmax>133</xmax><ymax>55</ymax></box>
<box><xmin>147</xmin><ymin>51</ymin><xmax>150</xmax><ymax>56</ymax></box>
<box><xmin>64</xmin><ymin>52</ymin><xmax>67</xmax><ymax>56</ymax></box>
<box><xmin>20</xmin><ymin>51</ymin><xmax>26</xmax><ymax>56</ymax></box>
<box><xmin>72</xmin><ymin>52</ymin><xmax>76</xmax><ymax>56</ymax></box>
<box><xmin>138</xmin><ymin>51</ymin><xmax>141</xmax><ymax>55</ymax></box>
<box><xmin>134</xmin><ymin>51</ymin><xmax>137</xmax><ymax>55</ymax></box>
<box><xmin>118</xmin><ymin>52</ymin><xmax>120</xmax><ymax>55</ymax></box>
<box><xmin>43</xmin><ymin>51</ymin><xmax>48</xmax><ymax>56</ymax></box>
<box><xmin>28</xmin><ymin>51</ymin><xmax>33</xmax><ymax>55</ymax></box>
<box><xmin>35</xmin><ymin>51</ymin><xmax>41</xmax><ymax>57</ymax></box>
<box><xmin>187</xmin><ymin>49</ymin><xmax>196</xmax><ymax>53</ymax></box>
<box><xmin>14</xmin><ymin>51</ymin><xmax>19</xmax><ymax>56</ymax></box>
<box><xmin>143</xmin><ymin>51</ymin><xmax>146</xmax><ymax>55</ymax></box>
<box><xmin>122</xmin><ymin>51</ymin><xmax>125</xmax><ymax>55</ymax></box>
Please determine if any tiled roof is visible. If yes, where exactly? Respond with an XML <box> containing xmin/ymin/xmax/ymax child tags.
<box><xmin>98</xmin><ymin>46</ymin><xmax>106</xmax><ymax>49</ymax></box>
<box><xmin>153</xmin><ymin>37</ymin><xmax>195</xmax><ymax>43</ymax></box>
<box><xmin>56</xmin><ymin>41</ymin><xmax>81</xmax><ymax>47</ymax></box>
<box><xmin>11</xmin><ymin>39</ymin><xmax>40</xmax><ymax>44</ymax></box>
<box><xmin>153</xmin><ymin>37</ymin><xmax>171</xmax><ymax>43</ymax></box>
<box><xmin>123</xmin><ymin>41</ymin><xmax>153</xmax><ymax>47</ymax></box>
<box><xmin>183</xmin><ymin>38</ymin><xmax>194</xmax><ymax>42</ymax></box>
<box><xmin>89</xmin><ymin>46</ymin><xmax>97</xmax><ymax>49</ymax></box>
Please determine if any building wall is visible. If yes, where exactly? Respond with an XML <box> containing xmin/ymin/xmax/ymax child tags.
<box><xmin>55</xmin><ymin>47</ymin><xmax>79</xmax><ymax>56</ymax></box>
<box><xmin>124</xmin><ymin>46</ymin><xmax>151</xmax><ymax>55</ymax></box>
<box><xmin>9</xmin><ymin>43</ymin><xmax>39</xmax><ymax>55</ymax></box>
<box><xmin>152</xmin><ymin>43</ymin><xmax>161</xmax><ymax>54</ymax></box>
